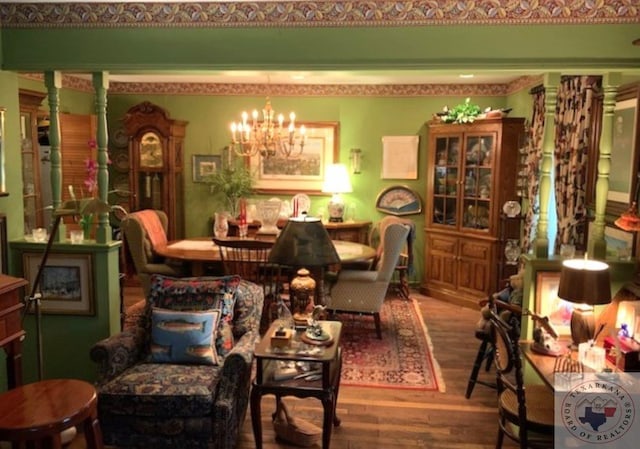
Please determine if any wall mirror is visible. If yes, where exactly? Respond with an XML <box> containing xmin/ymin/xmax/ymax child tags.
<box><xmin>605</xmin><ymin>82</ymin><xmax>640</xmax><ymax>218</ymax></box>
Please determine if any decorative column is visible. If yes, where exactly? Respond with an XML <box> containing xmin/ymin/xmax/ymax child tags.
<box><xmin>44</xmin><ymin>71</ymin><xmax>66</xmax><ymax>242</ymax></box>
<box><xmin>589</xmin><ymin>72</ymin><xmax>622</xmax><ymax>259</ymax></box>
<box><xmin>533</xmin><ymin>72</ymin><xmax>560</xmax><ymax>258</ymax></box>
<box><xmin>93</xmin><ymin>72</ymin><xmax>112</xmax><ymax>244</ymax></box>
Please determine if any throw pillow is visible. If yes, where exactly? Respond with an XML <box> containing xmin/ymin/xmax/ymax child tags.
<box><xmin>150</xmin><ymin>307</ymin><xmax>221</xmax><ymax>365</ymax></box>
<box><xmin>148</xmin><ymin>274</ymin><xmax>241</xmax><ymax>357</ymax></box>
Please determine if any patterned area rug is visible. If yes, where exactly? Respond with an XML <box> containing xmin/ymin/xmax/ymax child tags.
<box><xmin>337</xmin><ymin>297</ymin><xmax>445</xmax><ymax>391</ymax></box>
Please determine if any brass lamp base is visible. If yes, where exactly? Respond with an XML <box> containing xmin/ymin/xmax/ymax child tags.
<box><xmin>570</xmin><ymin>307</ymin><xmax>595</xmax><ymax>346</ymax></box>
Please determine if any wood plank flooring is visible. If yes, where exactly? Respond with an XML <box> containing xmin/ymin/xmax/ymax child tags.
<box><xmin>82</xmin><ymin>287</ymin><xmax>518</xmax><ymax>449</ymax></box>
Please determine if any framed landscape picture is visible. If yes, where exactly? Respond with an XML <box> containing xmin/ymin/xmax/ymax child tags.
<box><xmin>193</xmin><ymin>154</ymin><xmax>222</xmax><ymax>183</ymax></box>
<box><xmin>23</xmin><ymin>252</ymin><xmax>95</xmax><ymax>315</ymax></box>
<box><xmin>250</xmin><ymin>121</ymin><xmax>339</xmax><ymax>193</ymax></box>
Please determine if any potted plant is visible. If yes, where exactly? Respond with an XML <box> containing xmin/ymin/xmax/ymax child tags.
<box><xmin>442</xmin><ymin>98</ymin><xmax>482</xmax><ymax>124</ymax></box>
<box><xmin>205</xmin><ymin>162</ymin><xmax>255</xmax><ymax>219</ymax></box>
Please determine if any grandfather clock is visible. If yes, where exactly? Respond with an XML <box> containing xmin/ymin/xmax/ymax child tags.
<box><xmin>123</xmin><ymin>102</ymin><xmax>188</xmax><ymax>240</ymax></box>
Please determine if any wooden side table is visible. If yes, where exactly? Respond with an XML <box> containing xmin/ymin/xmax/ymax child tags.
<box><xmin>0</xmin><ymin>274</ymin><xmax>28</xmax><ymax>389</ymax></box>
<box><xmin>323</xmin><ymin>220</ymin><xmax>371</xmax><ymax>244</ymax></box>
<box><xmin>250</xmin><ymin>321</ymin><xmax>343</xmax><ymax>449</ymax></box>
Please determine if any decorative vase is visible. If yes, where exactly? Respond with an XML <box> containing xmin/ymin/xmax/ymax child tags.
<box><xmin>504</xmin><ymin>239</ymin><xmax>521</xmax><ymax>265</ymax></box>
<box><xmin>213</xmin><ymin>212</ymin><xmax>229</xmax><ymax>239</ymax></box>
<box><xmin>290</xmin><ymin>268</ymin><xmax>316</xmax><ymax>317</ymax></box>
<box><xmin>80</xmin><ymin>215</ymin><xmax>93</xmax><ymax>240</ymax></box>
<box><xmin>257</xmin><ymin>199</ymin><xmax>282</xmax><ymax>236</ymax></box>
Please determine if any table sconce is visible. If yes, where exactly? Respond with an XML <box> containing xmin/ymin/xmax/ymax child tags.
<box><xmin>557</xmin><ymin>258</ymin><xmax>612</xmax><ymax>346</ymax></box>
<box><xmin>321</xmin><ymin>163</ymin><xmax>352</xmax><ymax>222</ymax></box>
<box><xmin>268</xmin><ymin>216</ymin><xmax>340</xmax><ymax>318</ymax></box>
<box><xmin>350</xmin><ymin>148</ymin><xmax>362</xmax><ymax>174</ymax></box>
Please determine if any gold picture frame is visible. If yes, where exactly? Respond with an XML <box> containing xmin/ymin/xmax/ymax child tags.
<box><xmin>249</xmin><ymin>121</ymin><xmax>339</xmax><ymax>194</ymax></box>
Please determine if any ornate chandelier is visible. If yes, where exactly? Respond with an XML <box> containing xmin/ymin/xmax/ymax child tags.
<box><xmin>230</xmin><ymin>98</ymin><xmax>306</xmax><ymax>158</ymax></box>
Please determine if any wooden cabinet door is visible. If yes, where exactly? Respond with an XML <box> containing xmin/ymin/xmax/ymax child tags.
<box><xmin>424</xmin><ymin>232</ymin><xmax>457</xmax><ymax>289</ymax></box>
<box><xmin>457</xmin><ymin>238</ymin><xmax>493</xmax><ymax>297</ymax></box>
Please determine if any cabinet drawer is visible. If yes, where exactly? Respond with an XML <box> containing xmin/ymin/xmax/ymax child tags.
<box><xmin>427</xmin><ymin>234</ymin><xmax>457</xmax><ymax>254</ymax></box>
<box><xmin>459</xmin><ymin>240</ymin><xmax>491</xmax><ymax>260</ymax></box>
<box><xmin>0</xmin><ymin>303</ymin><xmax>23</xmax><ymax>342</ymax></box>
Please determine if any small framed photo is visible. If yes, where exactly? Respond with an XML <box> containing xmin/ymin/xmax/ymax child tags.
<box><xmin>192</xmin><ymin>154</ymin><xmax>221</xmax><ymax>183</ymax></box>
<box><xmin>23</xmin><ymin>252</ymin><xmax>95</xmax><ymax>315</ymax></box>
<box><xmin>535</xmin><ymin>271</ymin><xmax>574</xmax><ymax>337</ymax></box>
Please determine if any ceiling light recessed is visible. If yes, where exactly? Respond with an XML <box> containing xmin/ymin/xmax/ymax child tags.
<box><xmin>291</xmin><ymin>74</ymin><xmax>305</xmax><ymax>81</ymax></box>
<box><xmin>459</xmin><ymin>74</ymin><xmax>475</xmax><ymax>79</ymax></box>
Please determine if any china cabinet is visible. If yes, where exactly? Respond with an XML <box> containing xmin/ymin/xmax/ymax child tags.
<box><xmin>19</xmin><ymin>89</ymin><xmax>47</xmax><ymax>234</ymax></box>
<box><xmin>123</xmin><ymin>102</ymin><xmax>188</xmax><ymax>240</ymax></box>
<box><xmin>421</xmin><ymin>117</ymin><xmax>525</xmax><ymax>308</ymax></box>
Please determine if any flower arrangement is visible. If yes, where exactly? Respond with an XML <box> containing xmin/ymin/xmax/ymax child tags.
<box><xmin>441</xmin><ymin>98</ymin><xmax>482</xmax><ymax>124</ymax></box>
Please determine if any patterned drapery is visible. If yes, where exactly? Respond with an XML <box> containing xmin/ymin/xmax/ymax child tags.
<box><xmin>522</xmin><ymin>89</ymin><xmax>545</xmax><ymax>256</ymax></box>
<box><xmin>553</xmin><ymin>76</ymin><xmax>600</xmax><ymax>253</ymax></box>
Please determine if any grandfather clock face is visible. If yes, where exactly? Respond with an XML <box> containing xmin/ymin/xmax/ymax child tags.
<box><xmin>139</xmin><ymin>131</ymin><xmax>163</xmax><ymax>168</ymax></box>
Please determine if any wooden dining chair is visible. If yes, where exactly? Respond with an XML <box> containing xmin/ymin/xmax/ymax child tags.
<box><xmin>489</xmin><ymin>309</ymin><xmax>555</xmax><ymax>449</ymax></box>
<box><xmin>213</xmin><ymin>238</ymin><xmax>285</xmax><ymax>333</ymax></box>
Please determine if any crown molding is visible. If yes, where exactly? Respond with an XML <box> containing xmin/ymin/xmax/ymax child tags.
<box><xmin>2</xmin><ymin>1</ymin><xmax>638</xmax><ymax>28</ymax></box>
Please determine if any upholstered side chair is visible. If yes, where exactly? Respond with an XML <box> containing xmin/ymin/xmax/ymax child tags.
<box><xmin>120</xmin><ymin>209</ymin><xmax>186</xmax><ymax>296</ymax></box>
<box><xmin>326</xmin><ymin>223</ymin><xmax>410</xmax><ymax>338</ymax></box>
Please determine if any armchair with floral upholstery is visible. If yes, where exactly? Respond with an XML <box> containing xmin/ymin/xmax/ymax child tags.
<box><xmin>90</xmin><ymin>274</ymin><xmax>264</xmax><ymax>449</ymax></box>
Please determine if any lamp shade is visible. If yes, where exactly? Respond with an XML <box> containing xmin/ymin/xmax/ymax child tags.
<box><xmin>268</xmin><ymin>216</ymin><xmax>340</xmax><ymax>267</ymax></box>
<box><xmin>557</xmin><ymin>259</ymin><xmax>612</xmax><ymax>306</ymax></box>
<box><xmin>321</xmin><ymin>164</ymin><xmax>352</xmax><ymax>194</ymax></box>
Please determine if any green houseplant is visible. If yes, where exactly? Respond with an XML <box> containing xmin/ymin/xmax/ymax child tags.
<box><xmin>205</xmin><ymin>162</ymin><xmax>255</xmax><ymax>218</ymax></box>
<box><xmin>442</xmin><ymin>98</ymin><xmax>482</xmax><ymax>124</ymax></box>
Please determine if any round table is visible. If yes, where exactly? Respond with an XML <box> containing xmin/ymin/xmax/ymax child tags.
<box><xmin>155</xmin><ymin>238</ymin><xmax>376</xmax><ymax>276</ymax></box>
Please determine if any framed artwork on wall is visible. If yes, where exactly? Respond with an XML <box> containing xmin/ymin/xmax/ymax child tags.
<box><xmin>535</xmin><ymin>271</ymin><xmax>574</xmax><ymax>337</ymax></box>
<box><xmin>193</xmin><ymin>154</ymin><xmax>222</xmax><ymax>183</ymax></box>
<box><xmin>23</xmin><ymin>252</ymin><xmax>95</xmax><ymax>315</ymax></box>
<box><xmin>381</xmin><ymin>135</ymin><xmax>419</xmax><ymax>179</ymax></box>
<box><xmin>250</xmin><ymin>121</ymin><xmax>339</xmax><ymax>194</ymax></box>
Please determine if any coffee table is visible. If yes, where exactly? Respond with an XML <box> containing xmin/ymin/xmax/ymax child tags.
<box><xmin>250</xmin><ymin>321</ymin><xmax>343</xmax><ymax>449</ymax></box>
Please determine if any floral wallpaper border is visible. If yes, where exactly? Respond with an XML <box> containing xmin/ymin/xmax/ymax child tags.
<box><xmin>1</xmin><ymin>1</ymin><xmax>638</xmax><ymax>28</ymax></box>
<box><xmin>20</xmin><ymin>72</ymin><xmax>543</xmax><ymax>96</ymax></box>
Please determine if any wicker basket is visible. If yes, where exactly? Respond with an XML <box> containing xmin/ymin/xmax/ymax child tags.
<box><xmin>272</xmin><ymin>400</ymin><xmax>322</xmax><ymax>447</ymax></box>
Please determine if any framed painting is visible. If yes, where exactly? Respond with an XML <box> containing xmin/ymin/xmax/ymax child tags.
<box><xmin>605</xmin><ymin>84</ymin><xmax>640</xmax><ymax>216</ymax></box>
<box><xmin>193</xmin><ymin>154</ymin><xmax>221</xmax><ymax>183</ymax></box>
<box><xmin>23</xmin><ymin>252</ymin><xmax>94</xmax><ymax>315</ymax></box>
<box><xmin>381</xmin><ymin>135</ymin><xmax>419</xmax><ymax>179</ymax></box>
<box><xmin>249</xmin><ymin>121</ymin><xmax>339</xmax><ymax>194</ymax></box>
<box><xmin>0</xmin><ymin>213</ymin><xmax>7</xmax><ymax>274</ymax></box>
<box><xmin>535</xmin><ymin>271</ymin><xmax>574</xmax><ymax>337</ymax></box>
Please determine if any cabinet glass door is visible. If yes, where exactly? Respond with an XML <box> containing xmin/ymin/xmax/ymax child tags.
<box><xmin>432</xmin><ymin>136</ymin><xmax>460</xmax><ymax>227</ymax></box>
<box><xmin>461</xmin><ymin>134</ymin><xmax>495</xmax><ymax>231</ymax></box>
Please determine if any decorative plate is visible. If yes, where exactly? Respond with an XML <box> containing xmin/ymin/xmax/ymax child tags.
<box><xmin>291</xmin><ymin>193</ymin><xmax>311</xmax><ymax>216</ymax></box>
<box><xmin>502</xmin><ymin>200</ymin><xmax>521</xmax><ymax>217</ymax></box>
<box><xmin>112</xmin><ymin>128</ymin><xmax>129</xmax><ymax>148</ymax></box>
<box><xmin>375</xmin><ymin>185</ymin><xmax>422</xmax><ymax>216</ymax></box>
<box><xmin>113</xmin><ymin>152</ymin><xmax>130</xmax><ymax>172</ymax></box>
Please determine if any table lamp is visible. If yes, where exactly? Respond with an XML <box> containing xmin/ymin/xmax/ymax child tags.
<box><xmin>268</xmin><ymin>216</ymin><xmax>340</xmax><ymax>318</ymax></box>
<box><xmin>557</xmin><ymin>258</ymin><xmax>611</xmax><ymax>346</ymax></box>
<box><xmin>321</xmin><ymin>163</ymin><xmax>352</xmax><ymax>222</ymax></box>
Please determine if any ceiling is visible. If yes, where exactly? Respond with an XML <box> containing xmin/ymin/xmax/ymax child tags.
<box><xmin>73</xmin><ymin>70</ymin><xmax>537</xmax><ymax>86</ymax></box>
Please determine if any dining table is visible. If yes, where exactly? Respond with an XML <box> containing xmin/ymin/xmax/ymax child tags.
<box><xmin>155</xmin><ymin>237</ymin><xmax>377</xmax><ymax>277</ymax></box>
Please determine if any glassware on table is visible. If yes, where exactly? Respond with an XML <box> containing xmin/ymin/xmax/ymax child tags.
<box><xmin>69</xmin><ymin>230</ymin><xmax>84</xmax><ymax>244</ymax></box>
<box><xmin>213</xmin><ymin>212</ymin><xmax>229</xmax><ymax>239</ymax></box>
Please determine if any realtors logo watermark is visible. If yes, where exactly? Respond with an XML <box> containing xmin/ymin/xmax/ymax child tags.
<box><xmin>555</xmin><ymin>373</ymin><xmax>639</xmax><ymax>447</ymax></box>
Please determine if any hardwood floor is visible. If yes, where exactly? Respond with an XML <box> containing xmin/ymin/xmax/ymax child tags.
<box><xmin>95</xmin><ymin>287</ymin><xmax>518</xmax><ymax>449</ymax></box>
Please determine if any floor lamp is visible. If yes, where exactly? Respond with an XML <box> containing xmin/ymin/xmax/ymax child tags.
<box><xmin>21</xmin><ymin>198</ymin><xmax>111</xmax><ymax>380</ymax></box>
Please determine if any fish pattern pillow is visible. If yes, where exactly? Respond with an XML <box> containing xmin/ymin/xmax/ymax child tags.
<box><xmin>150</xmin><ymin>307</ymin><xmax>221</xmax><ymax>365</ymax></box>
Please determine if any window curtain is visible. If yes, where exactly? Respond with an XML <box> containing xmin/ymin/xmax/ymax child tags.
<box><xmin>522</xmin><ymin>88</ymin><xmax>545</xmax><ymax>256</ymax></box>
<box><xmin>553</xmin><ymin>76</ymin><xmax>600</xmax><ymax>253</ymax></box>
